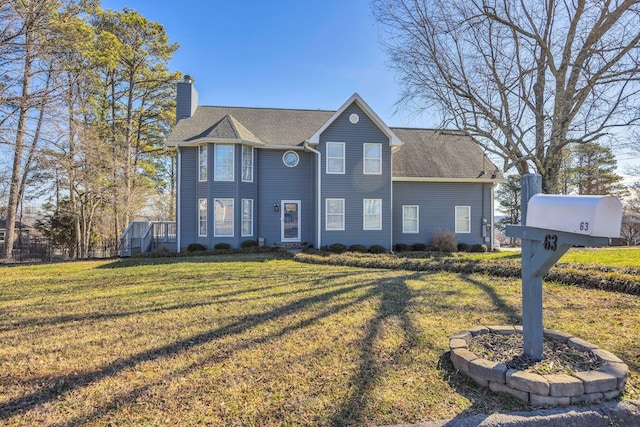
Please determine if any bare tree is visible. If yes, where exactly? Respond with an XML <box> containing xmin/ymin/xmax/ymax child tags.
<box><xmin>374</xmin><ymin>0</ymin><xmax>640</xmax><ymax>193</ymax></box>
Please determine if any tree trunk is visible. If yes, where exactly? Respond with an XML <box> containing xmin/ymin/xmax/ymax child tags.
<box><xmin>2</xmin><ymin>30</ymin><xmax>33</xmax><ymax>260</ymax></box>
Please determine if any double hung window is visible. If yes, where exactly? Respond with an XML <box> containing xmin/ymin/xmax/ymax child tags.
<box><xmin>215</xmin><ymin>144</ymin><xmax>234</xmax><ymax>181</ymax></box>
<box><xmin>455</xmin><ymin>206</ymin><xmax>471</xmax><ymax>233</ymax></box>
<box><xmin>363</xmin><ymin>199</ymin><xmax>382</xmax><ymax>230</ymax></box>
<box><xmin>198</xmin><ymin>145</ymin><xmax>207</xmax><ymax>181</ymax></box>
<box><xmin>363</xmin><ymin>143</ymin><xmax>382</xmax><ymax>174</ymax></box>
<box><xmin>402</xmin><ymin>205</ymin><xmax>419</xmax><ymax>233</ymax></box>
<box><xmin>326</xmin><ymin>199</ymin><xmax>345</xmax><ymax>230</ymax></box>
<box><xmin>215</xmin><ymin>198</ymin><xmax>234</xmax><ymax>236</ymax></box>
<box><xmin>326</xmin><ymin>142</ymin><xmax>345</xmax><ymax>174</ymax></box>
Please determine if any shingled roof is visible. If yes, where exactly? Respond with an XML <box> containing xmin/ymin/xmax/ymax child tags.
<box><xmin>167</xmin><ymin>106</ymin><xmax>334</xmax><ymax>146</ymax></box>
<box><xmin>391</xmin><ymin>128</ymin><xmax>502</xmax><ymax>181</ymax></box>
<box><xmin>166</xmin><ymin>105</ymin><xmax>502</xmax><ymax>181</ymax></box>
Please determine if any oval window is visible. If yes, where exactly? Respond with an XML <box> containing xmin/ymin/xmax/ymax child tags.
<box><xmin>283</xmin><ymin>151</ymin><xmax>299</xmax><ymax>167</ymax></box>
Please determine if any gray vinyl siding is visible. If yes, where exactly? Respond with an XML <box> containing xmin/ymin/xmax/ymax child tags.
<box><xmin>256</xmin><ymin>149</ymin><xmax>315</xmax><ymax>246</ymax></box>
<box><xmin>392</xmin><ymin>181</ymin><xmax>493</xmax><ymax>246</ymax></box>
<box><xmin>180</xmin><ymin>144</ymin><xmax>259</xmax><ymax>250</ymax></box>
<box><xmin>319</xmin><ymin>103</ymin><xmax>392</xmax><ymax>248</ymax></box>
<box><xmin>178</xmin><ymin>146</ymin><xmax>198</xmax><ymax>250</ymax></box>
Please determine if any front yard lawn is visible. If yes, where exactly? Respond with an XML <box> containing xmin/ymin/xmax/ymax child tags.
<box><xmin>1</xmin><ymin>255</ymin><xmax>638</xmax><ymax>425</ymax></box>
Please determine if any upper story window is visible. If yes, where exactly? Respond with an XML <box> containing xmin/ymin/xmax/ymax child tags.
<box><xmin>242</xmin><ymin>146</ymin><xmax>253</xmax><ymax>182</ymax></box>
<box><xmin>215</xmin><ymin>144</ymin><xmax>234</xmax><ymax>181</ymax></box>
<box><xmin>198</xmin><ymin>145</ymin><xmax>207</xmax><ymax>182</ymax></box>
<box><xmin>403</xmin><ymin>205</ymin><xmax>419</xmax><ymax>234</ymax></box>
<box><xmin>455</xmin><ymin>206</ymin><xmax>471</xmax><ymax>233</ymax></box>
<box><xmin>198</xmin><ymin>198</ymin><xmax>207</xmax><ymax>237</ymax></box>
<box><xmin>363</xmin><ymin>143</ymin><xmax>382</xmax><ymax>175</ymax></box>
<box><xmin>326</xmin><ymin>198</ymin><xmax>345</xmax><ymax>230</ymax></box>
<box><xmin>326</xmin><ymin>142</ymin><xmax>345</xmax><ymax>174</ymax></box>
<box><xmin>363</xmin><ymin>199</ymin><xmax>382</xmax><ymax>230</ymax></box>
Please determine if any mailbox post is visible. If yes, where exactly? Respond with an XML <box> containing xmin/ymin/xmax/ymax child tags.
<box><xmin>506</xmin><ymin>174</ymin><xmax>622</xmax><ymax>361</ymax></box>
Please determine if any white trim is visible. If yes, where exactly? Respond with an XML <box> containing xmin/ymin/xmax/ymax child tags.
<box><xmin>402</xmin><ymin>205</ymin><xmax>419</xmax><ymax>234</ymax></box>
<box><xmin>241</xmin><ymin>198</ymin><xmax>253</xmax><ymax>237</ymax></box>
<box><xmin>393</xmin><ymin>176</ymin><xmax>505</xmax><ymax>183</ymax></box>
<box><xmin>198</xmin><ymin>198</ymin><xmax>207</xmax><ymax>237</ymax></box>
<box><xmin>363</xmin><ymin>143</ymin><xmax>382</xmax><ymax>175</ymax></box>
<box><xmin>325</xmin><ymin>198</ymin><xmax>345</xmax><ymax>231</ymax></box>
<box><xmin>241</xmin><ymin>145</ymin><xmax>253</xmax><ymax>182</ymax></box>
<box><xmin>214</xmin><ymin>198</ymin><xmax>234</xmax><ymax>237</ymax></box>
<box><xmin>363</xmin><ymin>199</ymin><xmax>382</xmax><ymax>231</ymax></box>
<box><xmin>455</xmin><ymin>205</ymin><xmax>471</xmax><ymax>234</ymax></box>
<box><xmin>326</xmin><ymin>142</ymin><xmax>345</xmax><ymax>174</ymax></box>
<box><xmin>167</xmin><ymin>137</ymin><xmax>265</xmax><ymax>147</ymax></box>
<box><xmin>214</xmin><ymin>144</ymin><xmax>234</xmax><ymax>182</ymax></box>
<box><xmin>176</xmin><ymin>147</ymin><xmax>182</xmax><ymax>251</ymax></box>
<box><xmin>308</xmin><ymin>93</ymin><xmax>402</xmax><ymax>147</ymax></box>
<box><xmin>198</xmin><ymin>145</ymin><xmax>207</xmax><ymax>182</ymax></box>
<box><xmin>281</xmin><ymin>200</ymin><xmax>301</xmax><ymax>242</ymax></box>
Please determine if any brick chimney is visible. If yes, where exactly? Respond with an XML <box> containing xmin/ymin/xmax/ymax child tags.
<box><xmin>176</xmin><ymin>75</ymin><xmax>198</xmax><ymax>121</ymax></box>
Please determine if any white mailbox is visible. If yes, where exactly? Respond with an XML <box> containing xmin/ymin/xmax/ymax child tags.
<box><xmin>526</xmin><ymin>194</ymin><xmax>622</xmax><ymax>238</ymax></box>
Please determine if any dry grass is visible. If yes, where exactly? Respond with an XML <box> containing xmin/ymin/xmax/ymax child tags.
<box><xmin>0</xmin><ymin>255</ymin><xmax>638</xmax><ymax>426</ymax></box>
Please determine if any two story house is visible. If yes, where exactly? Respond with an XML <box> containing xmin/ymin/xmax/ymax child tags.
<box><xmin>159</xmin><ymin>76</ymin><xmax>502</xmax><ymax>253</ymax></box>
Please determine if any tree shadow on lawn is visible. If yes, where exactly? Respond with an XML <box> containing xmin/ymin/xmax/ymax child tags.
<box><xmin>458</xmin><ymin>274</ymin><xmax>521</xmax><ymax>325</ymax></box>
<box><xmin>0</xmin><ymin>272</ymin><xmax>411</xmax><ymax>423</ymax></box>
<box><xmin>98</xmin><ymin>254</ymin><xmax>290</xmax><ymax>269</ymax></box>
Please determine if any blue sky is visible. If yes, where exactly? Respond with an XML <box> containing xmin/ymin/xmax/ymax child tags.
<box><xmin>100</xmin><ymin>0</ymin><xmax>434</xmax><ymax>128</ymax></box>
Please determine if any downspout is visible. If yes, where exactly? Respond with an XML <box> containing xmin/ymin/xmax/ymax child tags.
<box><xmin>390</xmin><ymin>148</ymin><xmax>394</xmax><ymax>252</ymax></box>
<box><xmin>490</xmin><ymin>182</ymin><xmax>496</xmax><ymax>251</ymax></box>
<box><xmin>304</xmin><ymin>141</ymin><xmax>321</xmax><ymax>249</ymax></box>
<box><xmin>176</xmin><ymin>146</ymin><xmax>182</xmax><ymax>252</ymax></box>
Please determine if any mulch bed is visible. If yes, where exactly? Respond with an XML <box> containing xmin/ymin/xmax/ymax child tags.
<box><xmin>467</xmin><ymin>332</ymin><xmax>603</xmax><ymax>375</ymax></box>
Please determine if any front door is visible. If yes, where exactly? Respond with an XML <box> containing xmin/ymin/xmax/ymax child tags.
<box><xmin>281</xmin><ymin>200</ymin><xmax>301</xmax><ymax>242</ymax></box>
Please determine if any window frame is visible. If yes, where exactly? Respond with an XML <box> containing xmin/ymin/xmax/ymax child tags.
<box><xmin>198</xmin><ymin>198</ymin><xmax>207</xmax><ymax>237</ymax></box>
<box><xmin>363</xmin><ymin>198</ymin><xmax>382</xmax><ymax>230</ymax></box>
<box><xmin>326</xmin><ymin>142</ymin><xmax>345</xmax><ymax>174</ymax></box>
<box><xmin>241</xmin><ymin>199</ymin><xmax>253</xmax><ymax>237</ymax></box>
<box><xmin>363</xmin><ymin>143</ymin><xmax>382</xmax><ymax>175</ymax></box>
<box><xmin>198</xmin><ymin>145</ymin><xmax>207</xmax><ymax>182</ymax></box>
<box><xmin>402</xmin><ymin>205</ymin><xmax>419</xmax><ymax>234</ymax></box>
<box><xmin>241</xmin><ymin>145</ymin><xmax>253</xmax><ymax>182</ymax></box>
<box><xmin>455</xmin><ymin>205</ymin><xmax>471</xmax><ymax>234</ymax></box>
<box><xmin>214</xmin><ymin>144</ymin><xmax>234</xmax><ymax>182</ymax></box>
<box><xmin>214</xmin><ymin>198</ymin><xmax>235</xmax><ymax>237</ymax></box>
<box><xmin>325</xmin><ymin>198</ymin><xmax>345</xmax><ymax>231</ymax></box>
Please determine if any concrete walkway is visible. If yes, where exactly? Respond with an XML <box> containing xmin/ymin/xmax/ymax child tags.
<box><xmin>385</xmin><ymin>399</ymin><xmax>640</xmax><ymax>426</ymax></box>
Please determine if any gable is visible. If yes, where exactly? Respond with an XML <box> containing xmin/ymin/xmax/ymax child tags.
<box><xmin>308</xmin><ymin>93</ymin><xmax>402</xmax><ymax>147</ymax></box>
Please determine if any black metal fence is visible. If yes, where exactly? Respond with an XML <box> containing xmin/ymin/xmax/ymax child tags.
<box><xmin>2</xmin><ymin>237</ymin><xmax>119</xmax><ymax>263</ymax></box>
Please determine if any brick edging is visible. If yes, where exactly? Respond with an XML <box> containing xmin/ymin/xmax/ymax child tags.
<box><xmin>449</xmin><ymin>326</ymin><xmax>628</xmax><ymax>407</ymax></box>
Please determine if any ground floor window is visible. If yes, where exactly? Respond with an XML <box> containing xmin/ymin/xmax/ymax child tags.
<box><xmin>363</xmin><ymin>199</ymin><xmax>382</xmax><ymax>230</ymax></box>
<box><xmin>403</xmin><ymin>205</ymin><xmax>419</xmax><ymax>233</ymax></box>
<box><xmin>198</xmin><ymin>198</ymin><xmax>207</xmax><ymax>237</ymax></box>
<box><xmin>242</xmin><ymin>199</ymin><xmax>253</xmax><ymax>237</ymax></box>
<box><xmin>215</xmin><ymin>198</ymin><xmax>234</xmax><ymax>236</ymax></box>
<box><xmin>455</xmin><ymin>206</ymin><xmax>471</xmax><ymax>233</ymax></box>
<box><xmin>326</xmin><ymin>198</ymin><xmax>345</xmax><ymax>230</ymax></box>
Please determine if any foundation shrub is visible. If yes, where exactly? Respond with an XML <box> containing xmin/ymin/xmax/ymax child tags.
<box><xmin>186</xmin><ymin>243</ymin><xmax>207</xmax><ymax>252</ymax></box>
<box><xmin>328</xmin><ymin>243</ymin><xmax>348</xmax><ymax>254</ymax></box>
<box><xmin>432</xmin><ymin>230</ymin><xmax>457</xmax><ymax>253</ymax></box>
<box><xmin>368</xmin><ymin>244</ymin><xmax>387</xmax><ymax>254</ymax></box>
